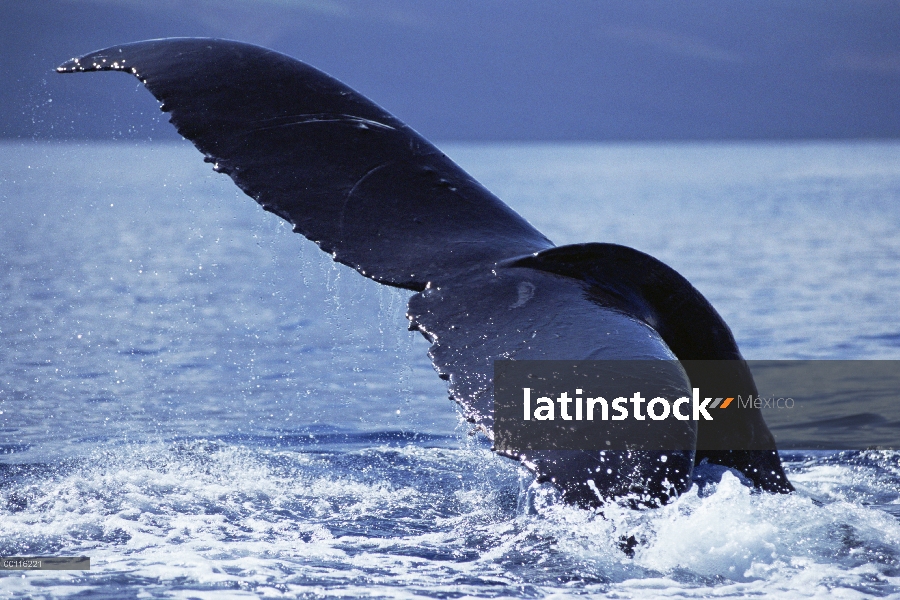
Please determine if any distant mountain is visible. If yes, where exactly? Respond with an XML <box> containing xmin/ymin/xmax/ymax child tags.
<box><xmin>3</xmin><ymin>0</ymin><xmax>899</xmax><ymax>141</ymax></box>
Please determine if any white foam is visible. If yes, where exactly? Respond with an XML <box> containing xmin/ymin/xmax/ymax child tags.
<box><xmin>3</xmin><ymin>443</ymin><xmax>900</xmax><ymax>598</ymax></box>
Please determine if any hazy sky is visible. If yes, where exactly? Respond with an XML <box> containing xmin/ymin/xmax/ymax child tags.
<box><xmin>4</xmin><ymin>0</ymin><xmax>899</xmax><ymax>140</ymax></box>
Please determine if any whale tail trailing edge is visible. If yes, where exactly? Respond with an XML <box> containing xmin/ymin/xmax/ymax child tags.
<box><xmin>58</xmin><ymin>38</ymin><xmax>792</xmax><ymax>505</ymax></box>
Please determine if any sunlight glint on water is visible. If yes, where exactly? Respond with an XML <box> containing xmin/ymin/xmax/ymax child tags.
<box><xmin>1</xmin><ymin>141</ymin><xmax>900</xmax><ymax>598</ymax></box>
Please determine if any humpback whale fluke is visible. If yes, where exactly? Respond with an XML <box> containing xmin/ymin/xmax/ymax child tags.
<box><xmin>57</xmin><ymin>38</ymin><xmax>792</xmax><ymax>507</ymax></box>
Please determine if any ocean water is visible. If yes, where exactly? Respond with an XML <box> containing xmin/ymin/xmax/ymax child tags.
<box><xmin>1</xmin><ymin>140</ymin><xmax>900</xmax><ymax>598</ymax></box>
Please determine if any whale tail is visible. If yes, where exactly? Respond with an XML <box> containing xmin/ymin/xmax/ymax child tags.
<box><xmin>58</xmin><ymin>38</ymin><xmax>791</xmax><ymax>505</ymax></box>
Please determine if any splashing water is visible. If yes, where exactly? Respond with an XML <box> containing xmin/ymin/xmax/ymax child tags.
<box><xmin>3</xmin><ymin>439</ymin><xmax>900</xmax><ymax>597</ymax></box>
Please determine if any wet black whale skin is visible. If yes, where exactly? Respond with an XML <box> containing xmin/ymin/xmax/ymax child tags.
<box><xmin>58</xmin><ymin>38</ymin><xmax>792</xmax><ymax>506</ymax></box>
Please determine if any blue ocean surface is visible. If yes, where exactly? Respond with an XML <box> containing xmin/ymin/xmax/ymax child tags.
<box><xmin>2</xmin><ymin>140</ymin><xmax>900</xmax><ymax>598</ymax></box>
